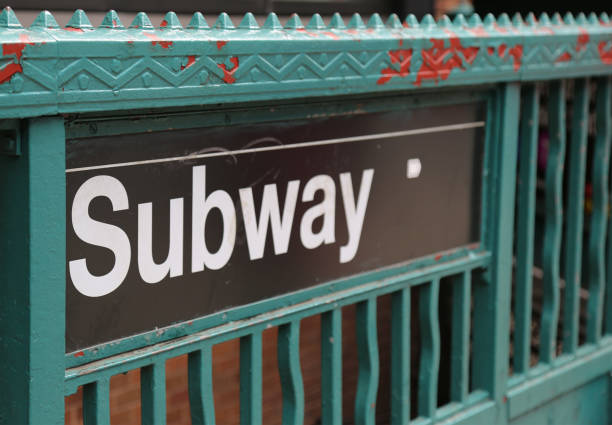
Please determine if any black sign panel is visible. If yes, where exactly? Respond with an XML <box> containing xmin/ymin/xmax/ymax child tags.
<box><xmin>66</xmin><ymin>102</ymin><xmax>485</xmax><ymax>352</ymax></box>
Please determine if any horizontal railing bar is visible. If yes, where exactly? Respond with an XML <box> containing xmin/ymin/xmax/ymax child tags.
<box><xmin>64</xmin><ymin>253</ymin><xmax>490</xmax><ymax>392</ymax></box>
<box><xmin>409</xmin><ymin>390</ymin><xmax>489</xmax><ymax>425</ymax></box>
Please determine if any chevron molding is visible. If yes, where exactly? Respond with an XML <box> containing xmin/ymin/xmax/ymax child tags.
<box><xmin>0</xmin><ymin>7</ymin><xmax>610</xmax><ymax>118</ymax></box>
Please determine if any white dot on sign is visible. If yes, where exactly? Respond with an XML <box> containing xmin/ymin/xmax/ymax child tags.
<box><xmin>407</xmin><ymin>158</ymin><xmax>422</xmax><ymax>179</ymax></box>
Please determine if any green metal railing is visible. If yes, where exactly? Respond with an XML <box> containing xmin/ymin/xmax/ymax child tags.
<box><xmin>0</xmin><ymin>6</ymin><xmax>611</xmax><ymax>425</ymax></box>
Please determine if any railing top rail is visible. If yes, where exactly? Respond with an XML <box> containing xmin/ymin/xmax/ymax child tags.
<box><xmin>0</xmin><ymin>7</ymin><xmax>610</xmax><ymax>118</ymax></box>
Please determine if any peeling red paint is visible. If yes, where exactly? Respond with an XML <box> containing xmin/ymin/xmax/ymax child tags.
<box><xmin>497</xmin><ymin>44</ymin><xmax>506</xmax><ymax>58</ymax></box>
<box><xmin>435</xmin><ymin>254</ymin><xmax>442</xmax><ymax>261</ymax></box>
<box><xmin>377</xmin><ymin>46</ymin><xmax>412</xmax><ymax>85</ymax></box>
<box><xmin>322</xmin><ymin>31</ymin><xmax>340</xmax><ymax>40</ymax></box>
<box><xmin>535</xmin><ymin>27</ymin><xmax>555</xmax><ymax>35</ymax></box>
<box><xmin>496</xmin><ymin>42</ymin><xmax>522</xmax><ymax>72</ymax></box>
<box><xmin>599</xmin><ymin>42</ymin><xmax>612</xmax><ymax>64</ymax></box>
<box><xmin>413</xmin><ymin>31</ymin><xmax>479</xmax><ymax>86</ymax></box>
<box><xmin>296</xmin><ymin>28</ymin><xmax>319</xmax><ymax>37</ymax></box>
<box><xmin>345</xmin><ymin>29</ymin><xmax>359</xmax><ymax>35</ymax></box>
<box><xmin>181</xmin><ymin>55</ymin><xmax>196</xmax><ymax>70</ymax></box>
<box><xmin>64</xmin><ymin>27</ymin><xmax>84</xmax><ymax>32</ymax></box>
<box><xmin>0</xmin><ymin>34</ymin><xmax>34</xmax><ymax>84</ymax></box>
<box><xmin>160</xmin><ymin>19</ymin><xmax>168</xmax><ymax>28</ymax></box>
<box><xmin>74</xmin><ymin>351</ymin><xmax>85</xmax><ymax>358</ymax></box>
<box><xmin>576</xmin><ymin>28</ymin><xmax>590</xmax><ymax>51</ymax></box>
<box><xmin>143</xmin><ymin>32</ymin><xmax>173</xmax><ymax>49</ymax></box>
<box><xmin>218</xmin><ymin>56</ymin><xmax>239</xmax><ymax>83</ymax></box>
<box><xmin>487</xmin><ymin>46</ymin><xmax>495</xmax><ymax>55</ymax></box>
<box><xmin>217</xmin><ymin>40</ymin><xmax>227</xmax><ymax>50</ymax></box>
<box><xmin>466</xmin><ymin>27</ymin><xmax>489</xmax><ymax>37</ymax></box>
<box><xmin>403</xmin><ymin>22</ymin><xmax>410</xmax><ymax>28</ymax></box>
<box><xmin>112</xmin><ymin>19</ymin><xmax>117</xmax><ymax>27</ymax></box>
<box><xmin>555</xmin><ymin>52</ymin><xmax>572</xmax><ymax>63</ymax></box>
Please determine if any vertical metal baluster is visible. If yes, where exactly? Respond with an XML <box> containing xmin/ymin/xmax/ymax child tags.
<box><xmin>418</xmin><ymin>279</ymin><xmax>440</xmax><ymax>419</ymax></box>
<box><xmin>278</xmin><ymin>321</ymin><xmax>304</xmax><ymax>425</ymax></box>
<box><xmin>240</xmin><ymin>333</ymin><xmax>263</xmax><ymax>425</ymax></box>
<box><xmin>354</xmin><ymin>298</ymin><xmax>379</xmax><ymax>425</ymax></box>
<box><xmin>563</xmin><ymin>79</ymin><xmax>589</xmax><ymax>354</ymax></box>
<box><xmin>450</xmin><ymin>272</ymin><xmax>471</xmax><ymax>403</ymax></box>
<box><xmin>391</xmin><ymin>288</ymin><xmax>410</xmax><ymax>424</ymax></box>
<box><xmin>141</xmin><ymin>362</ymin><xmax>167</xmax><ymax>425</ymax></box>
<box><xmin>587</xmin><ymin>77</ymin><xmax>612</xmax><ymax>344</ymax></box>
<box><xmin>471</xmin><ymin>83</ymin><xmax>519</xmax><ymax>402</ymax></box>
<box><xmin>83</xmin><ymin>378</ymin><xmax>111</xmax><ymax>425</ymax></box>
<box><xmin>321</xmin><ymin>309</ymin><xmax>342</xmax><ymax>425</ymax></box>
<box><xmin>188</xmin><ymin>346</ymin><xmax>216</xmax><ymax>425</ymax></box>
<box><xmin>514</xmin><ymin>84</ymin><xmax>540</xmax><ymax>373</ymax></box>
<box><xmin>541</xmin><ymin>80</ymin><xmax>566</xmax><ymax>364</ymax></box>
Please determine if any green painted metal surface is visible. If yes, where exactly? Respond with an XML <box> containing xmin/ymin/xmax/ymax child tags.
<box><xmin>0</xmin><ymin>5</ymin><xmax>610</xmax><ymax>425</ymax></box>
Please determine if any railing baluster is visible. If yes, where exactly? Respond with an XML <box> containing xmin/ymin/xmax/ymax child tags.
<box><xmin>450</xmin><ymin>272</ymin><xmax>471</xmax><ymax>402</ymax></box>
<box><xmin>83</xmin><ymin>378</ymin><xmax>111</xmax><ymax>425</ymax></box>
<box><xmin>354</xmin><ymin>298</ymin><xmax>379</xmax><ymax>425</ymax></box>
<box><xmin>278</xmin><ymin>321</ymin><xmax>304</xmax><ymax>425</ymax></box>
<box><xmin>515</xmin><ymin>84</ymin><xmax>540</xmax><ymax>373</ymax></box>
<box><xmin>390</xmin><ymin>288</ymin><xmax>410</xmax><ymax>424</ymax></box>
<box><xmin>240</xmin><ymin>333</ymin><xmax>263</xmax><ymax>425</ymax></box>
<box><xmin>141</xmin><ymin>362</ymin><xmax>167</xmax><ymax>425</ymax></box>
<box><xmin>541</xmin><ymin>80</ymin><xmax>566</xmax><ymax>364</ymax></box>
<box><xmin>587</xmin><ymin>77</ymin><xmax>612</xmax><ymax>344</ymax></box>
<box><xmin>321</xmin><ymin>309</ymin><xmax>342</xmax><ymax>425</ymax></box>
<box><xmin>418</xmin><ymin>279</ymin><xmax>440</xmax><ymax>419</ymax></box>
<box><xmin>188</xmin><ymin>346</ymin><xmax>216</xmax><ymax>425</ymax></box>
<box><xmin>563</xmin><ymin>78</ymin><xmax>589</xmax><ymax>354</ymax></box>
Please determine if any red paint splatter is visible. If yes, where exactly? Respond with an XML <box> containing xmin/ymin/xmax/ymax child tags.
<box><xmin>576</xmin><ymin>28</ymin><xmax>589</xmax><ymax>51</ymax></box>
<box><xmin>181</xmin><ymin>55</ymin><xmax>196</xmax><ymax>70</ymax></box>
<box><xmin>497</xmin><ymin>44</ymin><xmax>507</xmax><ymax>57</ymax></box>
<box><xmin>217</xmin><ymin>40</ymin><xmax>227</xmax><ymax>50</ymax></box>
<box><xmin>218</xmin><ymin>56</ymin><xmax>239</xmax><ymax>83</ymax></box>
<box><xmin>74</xmin><ymin>351</ymin><xmax>85</xmax><ymax>358</ymax></box>
<box><xmin>322</xmin><ymin>31</ymin><xmax>340</xmax><ymax>40</ymax></box>
<box><xmin>377</xmin><ymin>47</ymin><xmax>412</xmax><ymax>85</ymax></box>
<box><xmin>487</xmin><ymin>46</ymin><xmax>495</xmax><ymax>55</ymax></box>
<box><xmin>466</xmin><ymin>27</ymin><xmax>489</xmax><ymax>37</ymax></box>
<box><xmin>435</xmin><ymin>254</ymin><xmax>442</xmax><ymax>261</ymax></box>
<box><xmin>599</xmin><ymin>42</ymin><xmax>612</xmax><ymax>64</ymax></box>
<box><xmin>403</xmin><ymin>22</ymin><xmax>410</xmax><ymax>28</ymax></box>
<box><xmin>0</xmin><ymin>34</ymin><xmax>34</xmax><ymax>84</ymax></box>
<box><xmin>160</xmin><ymin>19</ymin><xmax>168</xmax><ymax>28</ymax></box>
<box><xmin>112</xmin><ymin>19</ymin><xmax>117</xmax><ymax>27</ymax></box>
<box><xmin>63</xmin><ymin>27</ymin><xmax>84</xmax><ymax>32</ymax></box>
<box><xmin>143</xmin><ymin>32</ymin><xmax>173</xmax><ymax>49</ymax></box>
<box><xmin>413</xmin><ymin>30</ymin><xmax>479</xmax><ymax>86</ymax></box>
<box><xmin>555</xmin><ymin>52</ymin><xmax>572</xmax><ymax>63</ymax></box>
<box><xmin>496</xmin><ymin>42</ymin><xmax>523</xmax><ymax>72</ymax></box>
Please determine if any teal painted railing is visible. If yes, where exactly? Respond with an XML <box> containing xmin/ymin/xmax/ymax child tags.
<box><xmin>0</xmin><ymin>6</ymin><xmax>611</xmax><ymax>425</ymax></box>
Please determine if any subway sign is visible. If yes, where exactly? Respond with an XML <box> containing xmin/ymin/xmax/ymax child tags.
<box><xmin>66</xmin><ymin>102</ymin><xmax>484</xmax><ymax>351</ymax></box>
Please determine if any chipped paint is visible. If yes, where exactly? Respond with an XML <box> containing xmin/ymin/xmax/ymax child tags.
<box><xmin>63</xmin><ymin>27</ymin><xmax>84</xmax><ymax>33</ymax></box>
<box><xmin>496</xmin><ymin>43</ymin><xmax>523</xmax><ymax>71</ymax></box>
<box><xmin>218</xmin><ymin>56</ymin><xmax>239</xmax><ymax>83</ymax></box>
<box><xmin>377</xmin><ymin>42</ymin><xmax>412</xmax><ymax>85</ymax></box>
<box><xmin>181</xmin><ymin>55</ymin><xmax>196</xmax><ymax>70</ymax></box>
<box><xmin>160</xmin><ymin>19</ymin><xmax>168</xmax><ymax>28</ymax></box>
<box><xmin>487</xmin><ymin>46</ymin><xmax>495</xmax><ymax>55</ymax></box>
<box><xmin>555</xmin><ymin>52</ymin><xmax>572</xmax><ymax>63</ymax></box>
<box><xmin>414</xmin><ymin>31</ymin><xmax>478</xmax><ymax>86</ymax></box>
<box><xmin>599</xmin><ymin>42</ymin><xmax>612</xmax><ymax>64</ymax></box>
<box><xmin>217</xmin><ymin>40</ymin><xmax>227</xmax><ymax>50</ymax></box>
<box><xmin>466</xmin><ymin>27</ymin><xmax>489</xmax><ymax>37</ymax></box>
<box><xmin>74</xmin><ymin>351</ymin><xmax>85</xmax><ymax>358</ymax></box>
<box><xmin>576</xmin><ymin>28</ymin><xmax>590</xmax><ymax>51</ymax></box>
<box><xmin>322</xmin><ymin>31</ymin><xmax>341</xmax><ymax>40</ymax></box>
<box><xmin>143</xmin><ymin>32</ymin><xmax>173</xmax><ymax>49</ymax></box>
<box><xmin>0</xmin><ymin>34</ymin><xmax>34</xmax><ymax>84</ymax></box>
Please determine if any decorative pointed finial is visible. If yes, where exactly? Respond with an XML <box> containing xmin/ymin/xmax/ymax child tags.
<box><xmin>405</xmin><ymin>14</ymin><xmax>419</xmax><ymax>27</ymax></box>
<box><xmin>188</xmin><ymin>12</ymin><xmax>208</xmax><ymax>29</ymax></box>
<box><xmin>562</xmin><ymin>12</ymin><xmax>575</xmax><ymax>25</ymax></box>
<box><xmin>263</xmin><ymin>13</ymin><xmax>282</xmax><ymax>29</ymax></box>
<box><xmin>551</xmin><ymin>13</ymin><xmax>563</xmax><ymax>25</ymax></box>
<box><xmin>453</xmin><ymin>14</ymin><xmax>468</xmax><ymax>27</ymax></box>
<box><xmin>587</xmin><ymin>12</ymin><xmax>599</xmax><ymax>24</ymax></box>
<box><xmin>512</xmin><ymin>13</ymin><xmax>524</xmax><ymax>27</ymax></box>
<box><xmin>483</xmin><ymin>13</ymin><xmax>496</xmax><ymax>27</ymax></box>
<box><xmin>161</xmin><ymin>11</ymin><xmax>182</xmax><ymax>29</ymax></box>
<box><xmin>387</xmin><ymin>14</ymin><xmax>402</xmax><ymax>28</ymax></box>
<box><xmin>285</xmin><ymin>13</ymin><xmax>304</xmax><ymax>29</ymax></box>
<box><xmin>538</xmin><ymin>12</ymin><xmax>551</xmax><ymax>25</ymax></box>
<box><xmin>600</xmin><ymin>12</ymin><xmax>610</xmax><ymax>24</ymax></box>
<box><xmin>525</xmin><ymin>12</ymin><xmax>537</xmax><ymax>26</ymax></box>
<box><xmin>420</xmin><ymin>14</ymin><xmax>436</xmax><ymax>28</ymax></box>
<box><xmin>367</xmin><ymin>13</ymin><xmax>385</xmax><ymax>29</ymax></box>
<box><xmin>66</xmin><ymin>9</ymin><xmax>93</xmax><ymax>29</ymax></box>
<box><xmin>214</xmin><ymin>12</ymin><xmax>235</xmax><ymax>29</ymax></box>
<box><xmin>348</xmin><ymin>13</ymin><xmax>365</xmax><ymax>29</ymax></box>
<box><xmin>468</xmin><ymin>13</ymin><xmax>483</xmax><ymax>27</ymax></box>
<box><xmin>31</xmin><ymin>10</ymin><xmax>59</xmax><ymax>29</ymax></box>
<box><xmin>575</xmin><ymin>13</ymin><xmax>587</xmax><ymax>25</ymax></box>
<box><xmin>329</xmin><ymin>13</ymin><xmax>346</xmax><ymax>29</ymax></box>
<box><xmin>100</xmin><ymin>10</ymin><xmax>124</xmax><ymax>29</ymax></box>
<box><xmin>238</xmin><ymin>12</ymin><xmax>259</xmax><ymax>29</ymax></box>
<box><xmin>130</xmin><ymin>12</ymin><xmax>154</xmax><ymax>29</ymax></box>
<box><xmin>497</xmin><ymin>13</ymin><xmax>511</xmax><ymax>27</ymax></box>
<box><xmin>437</xmin><ymin>15</ymin><xmax>452</xmax><ymax>28</ymax></box>
<box><xmin>0</xmin><ymin>7</ymin><xmax>22</xmax><ymax>28</ymax></box>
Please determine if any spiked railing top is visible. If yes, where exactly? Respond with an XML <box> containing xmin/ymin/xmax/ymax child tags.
<box><xmin>0</xmin><ymin>6</ymin><xmax>610</xmax><ymax>118</ymax></box>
